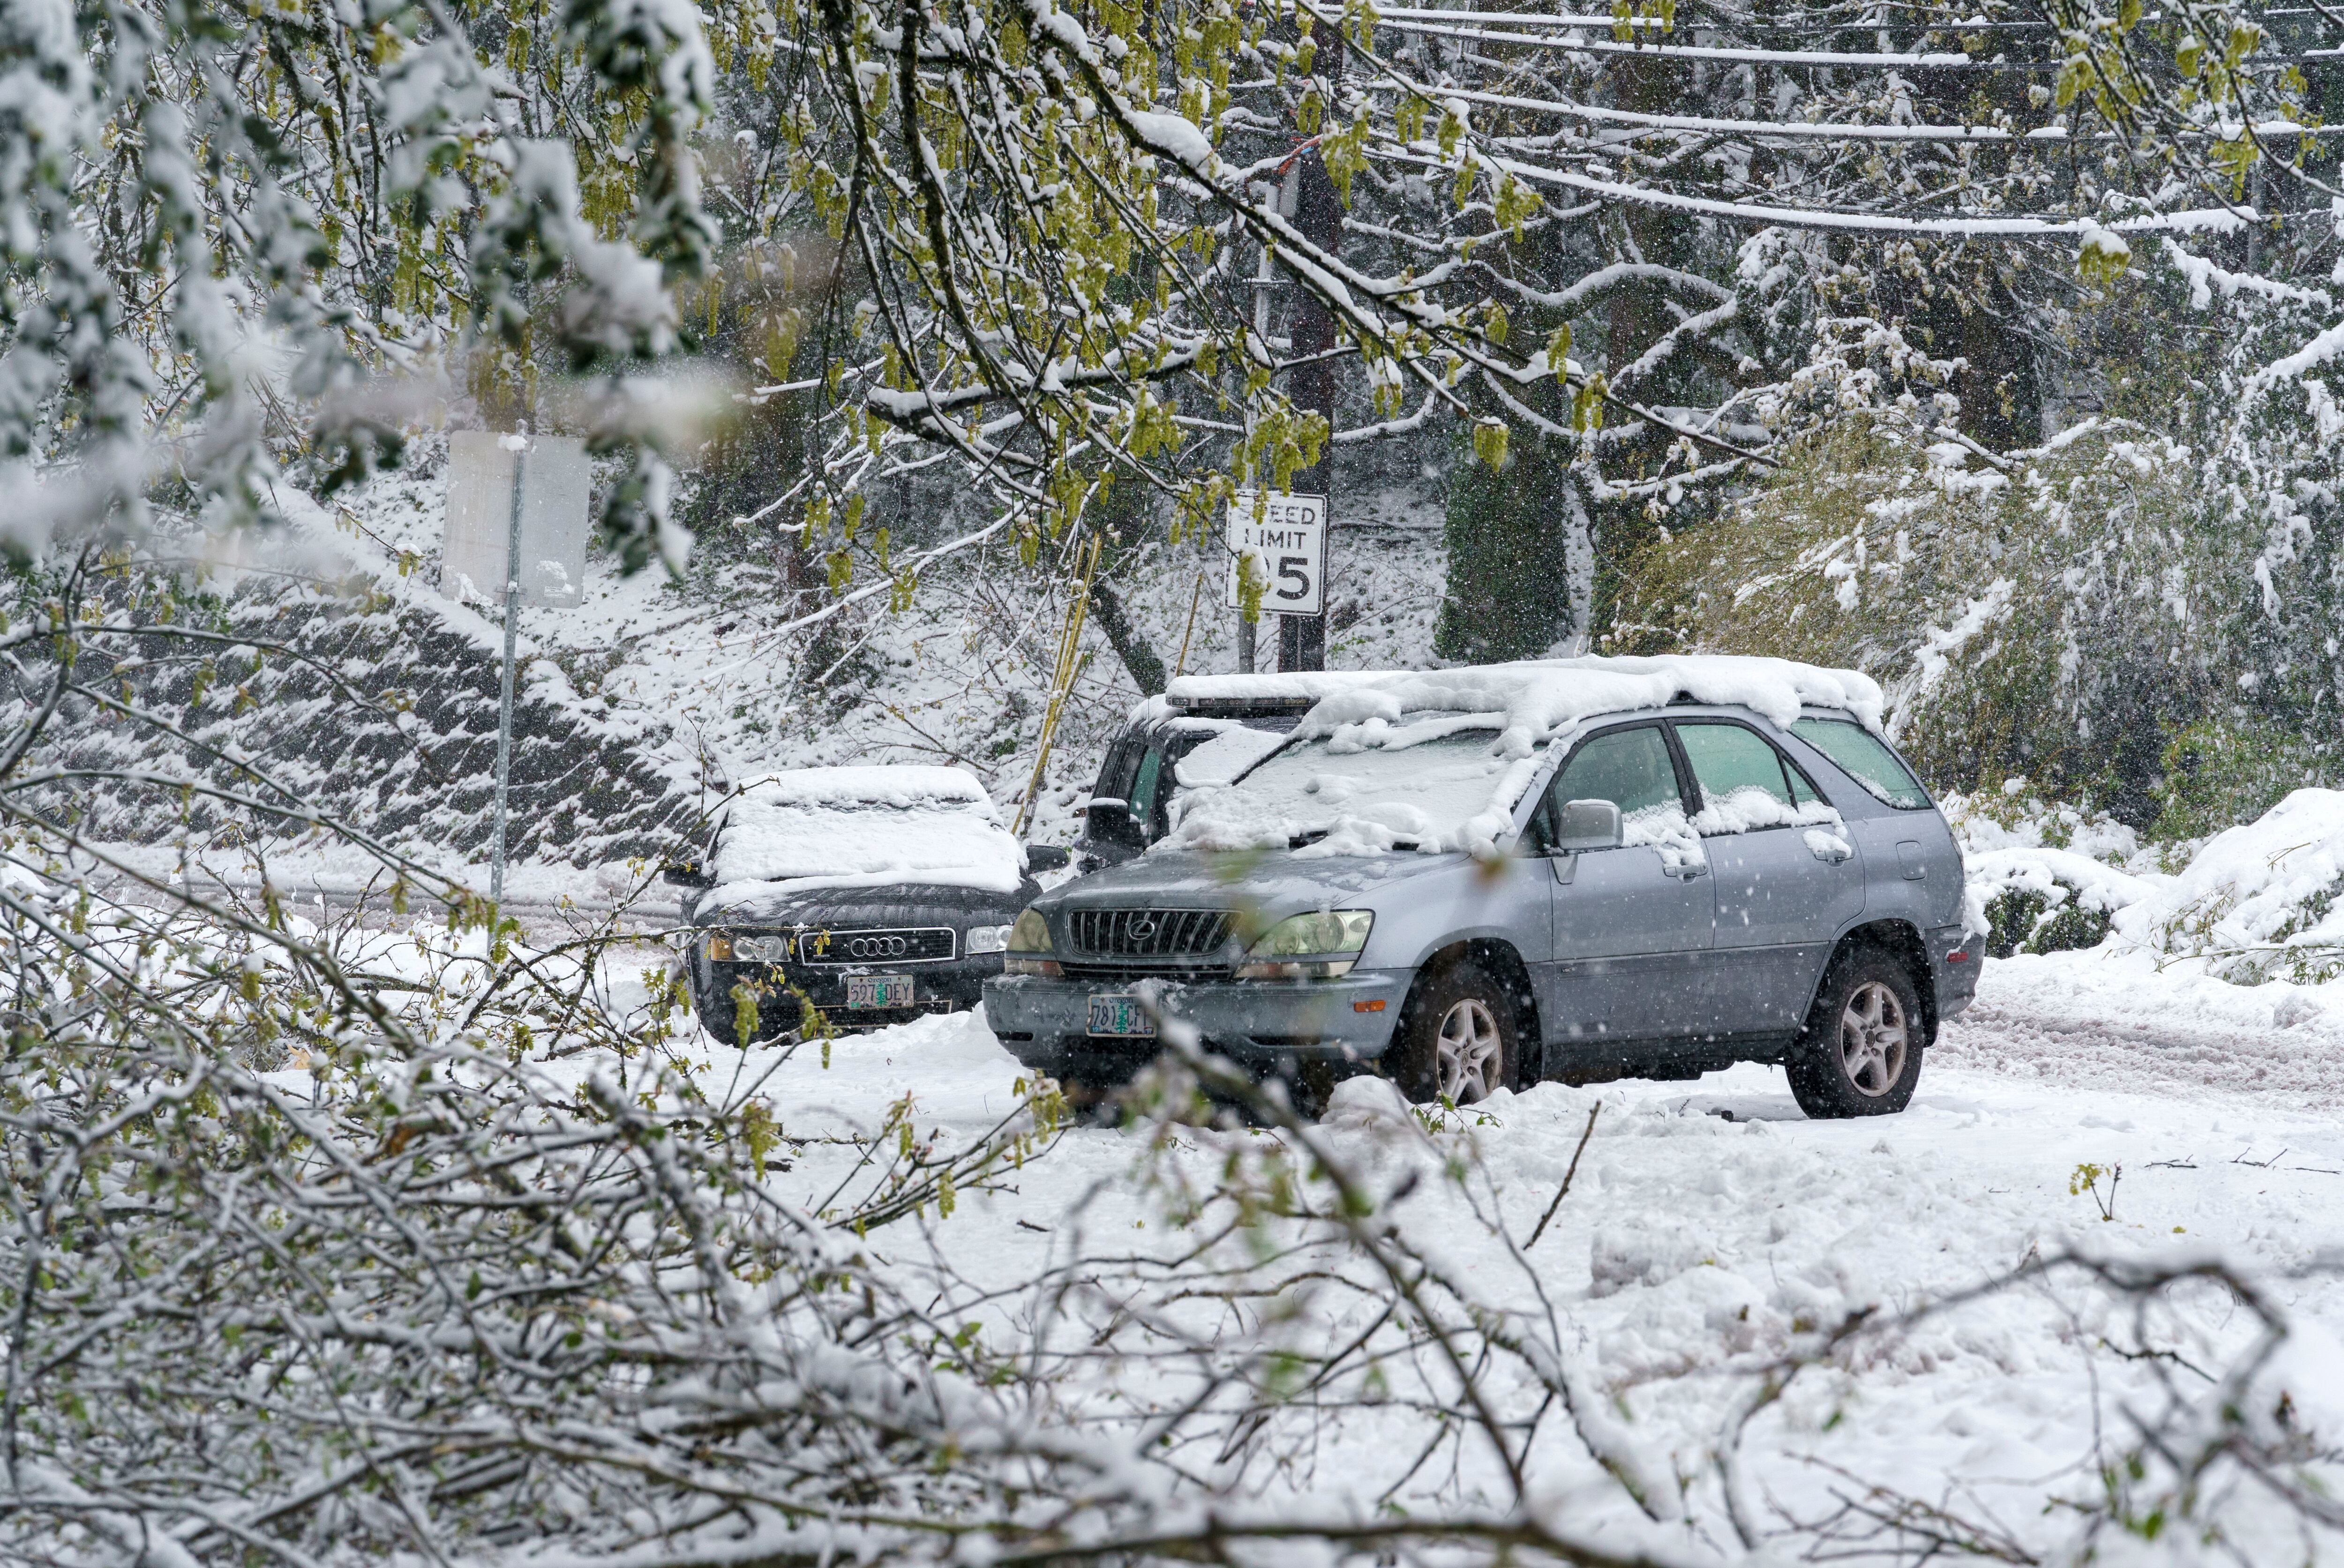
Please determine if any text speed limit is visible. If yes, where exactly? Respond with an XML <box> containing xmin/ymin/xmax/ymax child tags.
<box><xmin>1223</xmin><ymin>490</ymin><xmax>1326</xmax><ymax>617</ymax></box>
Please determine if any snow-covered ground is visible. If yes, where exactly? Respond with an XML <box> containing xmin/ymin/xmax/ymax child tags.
<box><xmin>583</xmin><ymin>946</ymin><xmax>2344</xmax><ymax>1561</ymax></box>
<box><xmin>1945</xmin><ymin>948</ymin><xmax>2344</xmax><ymax>1111</ymax></box>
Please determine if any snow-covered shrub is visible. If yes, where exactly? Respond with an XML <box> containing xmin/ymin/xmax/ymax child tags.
<box><xmin>1980</xmin><ymin>878</ymin><xmax>2117</xmax><ymax>959</ymax></box>
<box><xmin>1944</xmin><ymin>788</ymin><xmax>2150</xmax><ymax>958</ymax></box>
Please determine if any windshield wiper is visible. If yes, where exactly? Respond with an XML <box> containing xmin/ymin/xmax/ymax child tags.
<box><xmin>1285</xmin><ymin>829</ymin><xmax>1421</xmax><ymax>852</ymax></box>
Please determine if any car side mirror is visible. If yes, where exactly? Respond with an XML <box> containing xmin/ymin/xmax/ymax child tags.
<box><xmin>1552</xmin><ymin>799</ymin><xmax>1623</xmax><ymax>854</ymax></box>
<box><xmin>1082</xmin><ymin>798</ymin><xmax>1144</xmax><ymax>848</ymax></box>
<box><xmin>661</xmin><ymin>861</ymin><xmax>715</xmax><ymax>889</ymax></box>
<box><xmin>1025</xmin><ymin>844</ymin><xmax>1071</xmax><ymax>872</ymax></box>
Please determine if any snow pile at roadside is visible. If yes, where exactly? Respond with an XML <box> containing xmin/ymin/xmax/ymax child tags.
<box><xmin>2111</xmin><ymin>788</ymin><xmax>2344</xmax><ymax>971</ymax></box>
<box><xmin>706</xmin><ymin>1003</ymin><xmax>2344</xmax><ymax>1568</ymax></box>
<box><xmin>1953</xmin><ymin>786</ymin><xmax>2344</xmax><ymax>987</ymax></box>
<box><xmin>706</xmin><ymin>765</ymin><xmax>1024</xmax><ymax>906</ymax></box>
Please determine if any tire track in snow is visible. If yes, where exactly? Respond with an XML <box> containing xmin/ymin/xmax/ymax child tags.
<box><xmin>1936</xmin><ymin>998</ymin><xmax>2344</xmax><ymax>1112</ymax></box>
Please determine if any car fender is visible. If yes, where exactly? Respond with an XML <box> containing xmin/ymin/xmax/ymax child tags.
<box><xmin>1353</xmin><ymin>853</ymin><xmax>1553</xmax><ymax>974</ymax></box>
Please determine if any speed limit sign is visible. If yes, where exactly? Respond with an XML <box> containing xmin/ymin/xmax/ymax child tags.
<box><xmin>1224</xmin><ymin>490</ymin><xmax>1326</xmax><ymax>616</ymax></box>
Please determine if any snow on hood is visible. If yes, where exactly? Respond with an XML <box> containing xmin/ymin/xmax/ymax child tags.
<box><xmin>1164</xmin><ymin>654</ymin><xmax>1881</xmax><ymax>859</ymax></box>
<box><xmin>704</xmin><ymin>765</ymin><xmax>1024</xmax><ymax>909</ymax></box>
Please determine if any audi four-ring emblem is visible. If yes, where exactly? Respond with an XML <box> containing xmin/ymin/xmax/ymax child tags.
<box><xmin>845</xmin><ymin>934</ymin><xmax>909</xmax><ymax>960</ymax></box>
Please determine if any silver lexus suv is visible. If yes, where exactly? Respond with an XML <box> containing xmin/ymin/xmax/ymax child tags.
<box><xmin>982</xmin><ymin>658</ymin><xmax>1976</xmax><ymax>1118</ymax></box>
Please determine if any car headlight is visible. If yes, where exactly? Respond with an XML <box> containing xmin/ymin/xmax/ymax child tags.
<box><xmin>1002</xmin><ymin>908</ymin><xmax>1060</xmax><ymax>977</ymax></box>
<box><xmin>706</xmin><ymin>933</ymin><xmax>789</xmax><ymax>964</ymax></box>
<box><xmin>966</xmin><ymin>922</ymin><xmax>1014</xmax><ymax>955</ymax></box>
<box><xmin>1234</xmin><ymin>910</ymin><xmax>1373</xmax><ymax>980</ymax></box>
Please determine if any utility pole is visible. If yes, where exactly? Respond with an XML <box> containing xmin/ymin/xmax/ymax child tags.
<box><xmin>1279</xmin><ymin>20</ymin><xmax>1345</xmax><ymax>674</ymax></box>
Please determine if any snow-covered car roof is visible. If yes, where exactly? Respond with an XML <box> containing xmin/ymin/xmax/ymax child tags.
<box><xmin>704</xmin><ymin>765</ymin><xmax>1024</xmax><ymax>908</ymax></box>
<box><xmin>1299</xmin><ymin>655</ymin><xmax>1885</xmax><ymax>756</ymax></box>
<box><xmin>1166</xmin><ymin>655</ymin><xmax>1885</xmax><ymax>858</ymax></box>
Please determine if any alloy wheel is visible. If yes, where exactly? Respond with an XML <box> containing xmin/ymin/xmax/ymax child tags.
<box><xmin>1435</xmin><ymin>998</ymin><xmax>1503</xmax><ymax>1103</ymax></box>
<box><xmin>1837</xmin><ymin>980</ymin><xmax>1909</xmax><ymax>1097</ymax></box>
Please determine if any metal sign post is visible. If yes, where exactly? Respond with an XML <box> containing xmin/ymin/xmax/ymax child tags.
<box><xmin>443</xmin><ymin>431</ymin><xmax>591</xmax><ymax>906</ymax></box>
<box><xmin>490</xmin><ymin>441</ymin><xmax>526</xmax><ymax>904</ymax></box>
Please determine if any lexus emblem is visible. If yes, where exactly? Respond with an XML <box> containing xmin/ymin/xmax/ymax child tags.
<box><xmin>1130</xmin><ymin>916</ymin><xmax>1158</xmax><ymax>939</ymax></box>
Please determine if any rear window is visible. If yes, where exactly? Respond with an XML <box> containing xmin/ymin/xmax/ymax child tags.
<box><xmin>1791</xmin><ymin>718</ymin><xmax>1930</xmax><ymax>810</ymax></box>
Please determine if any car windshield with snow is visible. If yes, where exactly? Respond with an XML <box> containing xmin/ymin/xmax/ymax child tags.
<box><xmin>669</xmin><ymin>765</ymin><xmax>1063</xmax><ymax>1042</ymax></box>
<box><xmin>984</xmin><ymin>655</ymin><xmax>1976</xmax><ymax>1118</ymax></box>
<box><xmin>1074</xmin><ymin>671</ymin><xmax>1395</xmax><ymax>869</ymax></box>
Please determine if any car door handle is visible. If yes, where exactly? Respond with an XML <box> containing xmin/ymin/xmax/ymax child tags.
<box><xmin>1810</xmin><ymin>842</ymin><xmax>1852</xmax><ymax>864</ymax></box>
<box><xmin>1671</xmin><ymin>863</ymin><xmax>1710</xmax><ymax>880</ymax></box>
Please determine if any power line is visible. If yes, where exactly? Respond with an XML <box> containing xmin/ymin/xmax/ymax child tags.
<box><xmin>1370</xmin><ymin>11</ymin><xmax>2344</xmax><ymax>69</ymax></box>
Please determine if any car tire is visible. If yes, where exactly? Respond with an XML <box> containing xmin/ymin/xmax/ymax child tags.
<box><xmin>1393</xmin><ymin>958</ymin><xmax>1520</xmax><ymax>1106</ymax></box>
<box><xmin>1785</xmin><ymin>945</ymin><xmax>1924</xmax><ymax>1118</ymax></box>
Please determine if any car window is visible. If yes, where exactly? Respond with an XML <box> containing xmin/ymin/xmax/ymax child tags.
<box><xmin>1677</xmin><ymin>721</ymin><xmax>1838</xmax><ymax>835</ymax></box>
<box><xmin>1548</xmin><ymin>725</ymin><xmax>1682</xmax><ymax>818</ymax></box>
<box><xmin>1092</xmin><ymin>740</ymin><xmax>1135</xmax><ymax>804</ymax></box>
<box><xmin>1792</xmin><ymin>718</ymin><xmax>1931</xmax><ymax>809</ymax></box>
<box><xmin>1128</xmin><ymin>746</ymin><xmax>1165</xmax><ymax>836</ymax></box>
<box><xmin>1676</xmin><ymin>722</ymin><xmax>1792</xmax><ymax>809</ymax></box>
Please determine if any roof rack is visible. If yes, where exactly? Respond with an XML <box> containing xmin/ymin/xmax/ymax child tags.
<box><xmin>1164</xmin><ymin>692</ymin><xmax>1323</xmax><ymax>718</ymax></box>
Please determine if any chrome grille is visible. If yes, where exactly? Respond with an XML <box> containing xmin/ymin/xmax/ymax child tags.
<box><xmin>1066</xmin><ymin>908</ymin><xmax>1235</xmax><ymax>960</ymax></box>
<box><xmin>793</xmin><ymin>927</ymin><xmax>956</xmax><ymax>965</ymax></box>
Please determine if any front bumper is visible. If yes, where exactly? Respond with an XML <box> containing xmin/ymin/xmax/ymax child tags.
<box><xmin>699</xmin><ymin>955</ymin><xmax>1001</xmax><ymax>1031</ymax></box>
<box><xmin>981</xmin><ymin>968</ymin><xmax>1410</xmax><ymax>1073</ymax></box>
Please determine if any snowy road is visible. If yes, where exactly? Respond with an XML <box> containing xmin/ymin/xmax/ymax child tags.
<box><xmin>654</xmin><ymin>951</ymin><xmax>2344</xmax><ymax>1560</ymax></box>
<box><xmin>1939</xmin><ymin>949</ymin><xmax>2344</xmax><ymax>1113</ymax></box>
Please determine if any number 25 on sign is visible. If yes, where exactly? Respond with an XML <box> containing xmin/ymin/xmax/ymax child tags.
<box><xmin>1223</xmin><ymin>490</ymin><xmax>1326</xmax><ymax>617</ymax></box>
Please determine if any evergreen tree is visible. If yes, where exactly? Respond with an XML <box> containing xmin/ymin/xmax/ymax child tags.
<box><xmin>1435</xmin><ymin>434</ymin><xmax>1586</xmax><ymax>665</ymax></box>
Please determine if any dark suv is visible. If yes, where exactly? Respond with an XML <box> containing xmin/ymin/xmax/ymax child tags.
<box><xmin>1077</xmin><ymin>673</ymin><xmax>1392</xmax><ymax>869</ymax></box>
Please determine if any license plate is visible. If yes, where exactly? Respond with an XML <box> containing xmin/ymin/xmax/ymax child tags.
<box><xmin>846</xmin><ymin>974</ymin><xmax>914</xmax><ymax>1010</ymax></box>
<box><xmin>1087</xmin><ymin>994</ymin><xmax>1156</xmax><ymax>1037</ymax></box>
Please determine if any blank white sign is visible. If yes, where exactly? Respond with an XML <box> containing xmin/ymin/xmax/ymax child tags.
<box><xmin>441</xmin><ymin>432</ymin><xmax>592</xmax><ymax>609</ymax></box>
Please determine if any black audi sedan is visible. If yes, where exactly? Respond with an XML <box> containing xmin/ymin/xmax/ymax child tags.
<box><xmin>665</xmin><ymin>765</ymin><xmax>1065</xmax><ymax>1044</ymax></box>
